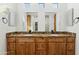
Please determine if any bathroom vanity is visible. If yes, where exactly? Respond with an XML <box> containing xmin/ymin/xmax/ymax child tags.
<box><xmin>6</xmin><ymin>32</ymin><xmax>76</xmax><ymax>55</ymax></box>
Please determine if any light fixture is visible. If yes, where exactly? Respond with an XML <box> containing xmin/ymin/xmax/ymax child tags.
<box><xmin>73</xmin><ymin>17</ymin><xmax>79</xmax><ymax>24</ymax></box>
<box><xmin>0</xmin><ymin>8</ymin><xmax>10</xmax><ymax>24</ymax></box>
<box><xmin>1</xmin><ymin>17</ymin><xmax>8</xmax><ymax>24</ymax></box>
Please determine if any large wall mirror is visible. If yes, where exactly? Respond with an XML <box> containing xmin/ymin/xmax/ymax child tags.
<box><xmin>26</xmin><ymin>12</ymin><xmax>56</xmax><ymax>32</ymax></box>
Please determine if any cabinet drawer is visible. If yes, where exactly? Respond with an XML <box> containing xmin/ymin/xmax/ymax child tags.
<box><xmin>48</xmin><ymin>37</ymin><xmax>66</xmax><ymax>43</ymax></box>
<box><xmin>16</xmin><ymin>38</ymin><xmax>35</xmax><ymax>43</ymax></box>
<box><xmin>35</xmin><ymin>37</ymin><xmax>46</xmax><ymax>42</ymax></box>
<box><xmin>7</xmin><ymin>38</ymin><xmax>15</xmax><ymax>43</ymax></box>
<box><xmin>67</xmin><ymin>37</ymin><xmax>75</xmax><ymax>43</ymax></box>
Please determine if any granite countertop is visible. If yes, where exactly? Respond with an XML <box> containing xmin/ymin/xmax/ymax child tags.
<box><xmin>6</xmin><ymin>32</ymin><xmax>76</xmax><ymax>37</ymax></box>
<box><xmin>17</xmin><ymin>34</ymin><xmax>72</xmax><ymax>36</ymax></box>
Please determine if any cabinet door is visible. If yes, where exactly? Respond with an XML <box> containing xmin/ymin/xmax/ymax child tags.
<box><xmin>25</xmin><ymin>42</ymin><xmax>35</xmax><ymax>55</ymax></box>
<box><xmin>16</xmin><ymin>42</ymin><xmax>35</xmax><ymax>55</ymax></box>
<box><xmin>67</xmin><ymin>37</ymin><xmax>75</xmax><ymax>55</ymax></box>
<box><xmin>7</xmin><ymin>37</ymin><xmax>15</xmax><ymax>55</ymax></box>
<box><xmin>48</xmin><ymin>43</ymin><xmax>56</xmax><ymax>55</ymax></box>
<box><xmin>35</xmin><ymin>37</ymin><xmax>47</xmax><ymax>55</ymax></box>
<box><xmin>48</xmin><ymin>43</ymin><xmax>66</xmax><ymax>55</ymax></box>
<box><xmin>7</xmin><ymin>43</ymin><xmax>15</xmax><ymax>55</ymax></box>
<box><xmin>48</xmin><ymin>37</ymin><xmax>66</xmax><ymax>55</ymax></box>
<box><xmin>25</xmin><ymin>37</ymin><xmax>35</xmax><ymax>55</ymax></box>
<box><xmin>16</xmin><ymin>42</ymin><xmax>26</xmax><ymax>55</ymax></box>
<box><xmin>36</xmin><ymin>42</ymin><xmax>47</xmax><ymax>55</ymax></box>
<box><xmin>16</xmin><ymin>37</ymin><xmax>35</xmax><ymax>55</ymax></box>
<box><xmin>67</xmin><ymin>43</ymin><xmax>75</xmax><ymax>55</ymax></box>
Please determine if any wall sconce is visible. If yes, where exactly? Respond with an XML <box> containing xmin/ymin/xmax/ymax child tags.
<box><xmin>0</xmin><ymin>8</ymin><xmax>9</xmax><ymax>24</ymax></box>
<box><xmin>73</xmin><ymin>17</ymin><xmax>79</xmax><ymax>24</ymax></box>
<box><xmin>1</xmin><ymin>17</ymin><xmax>8</xmax><ymax>24</ymax></box>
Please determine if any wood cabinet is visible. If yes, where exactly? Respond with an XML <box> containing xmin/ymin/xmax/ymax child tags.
<box><xmin>7</xmin><ymin>32</ymin><xmax>76</xmax><ymax>55</ymax></box>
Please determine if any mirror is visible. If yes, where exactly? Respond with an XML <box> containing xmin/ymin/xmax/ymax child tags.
<box><xmin>26</xmin><ymin>12</ymin><xmax>56</xmax><ymax>32</ymax></box>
